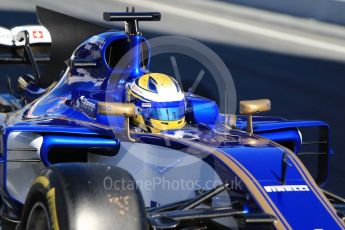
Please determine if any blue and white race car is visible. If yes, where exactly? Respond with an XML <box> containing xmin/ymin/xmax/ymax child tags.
<box><xmin>0</xmin><ymin>6</ymin><xmax>344</xmax><ymax>230</ymax></box>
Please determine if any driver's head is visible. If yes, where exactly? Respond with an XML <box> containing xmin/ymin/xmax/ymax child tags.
<box><xmin>127</xmin><ymin>73</ymin><xmax>185</xmax><ymax>133</ymax></box>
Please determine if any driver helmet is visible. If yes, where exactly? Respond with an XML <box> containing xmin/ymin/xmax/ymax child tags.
<box><xmin>127</xmin><ymin>73</ymin><xmax>186</xmax><ymax>133</ymax></box>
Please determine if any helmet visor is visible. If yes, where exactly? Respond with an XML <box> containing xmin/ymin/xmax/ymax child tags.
<box><xmin>143</xmin><ymin>106</ymin><xmax>184</xmax><ymax>121</ymax></box>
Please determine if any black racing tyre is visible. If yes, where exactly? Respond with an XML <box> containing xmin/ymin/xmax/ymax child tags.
<box><xmin>19</xmin><ymin>163</ymin><xmax>147</xmax><ymax>230</ymax></box>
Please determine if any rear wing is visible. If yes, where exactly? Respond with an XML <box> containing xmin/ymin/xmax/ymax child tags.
<box><xmin>0</xmin><ymin>27</ymin><xmax>12</xmax><ymax>46</ymax></box>
<box><xmin>0</xmin><ymin>25</ymin><xmax>51</xmax><ymax>63</ymax></box>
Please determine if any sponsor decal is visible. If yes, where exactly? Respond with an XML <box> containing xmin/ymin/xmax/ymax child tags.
<box><xmin>89</xmin><ymin>35</ymin><xmax>106</xmax><ymax>49</ymax></box>
<box><xmin>32</xmin><ymin>30</ymin><xmax>43</xmax><ymax>39</ymax></box>
<box><xmin>264</xmin><ymin>185</ymin><xmax>310</xmax><ymax>193</ymax></box>
<box><xmin>131</xmin><ymin>83</ymin><xmax>144</xmax><ymax>95</ymax></box>
<box><xmin>94</xmin><ymin>78</ymin><xmax>106</xmax><ymax>87</ymax></box>
<box><xmin>11</xmin><ymin>26</ymin><xmax>51</xmax><ymax>46</ymax></box>
<box><xmin>98</xmin><ymin>104</ymin><xmax>112</xmax><ymax>113</ymax></box>
<box><xmin>0</xmin><ymin>31</ymin><xmax>11</xmax><ymax>40</ymax></box>
<box><xmin>0</xmin><ymin>28</ymin><xmax>12</xmax><ymax>46</ymax></box>
<box><xmin>76</xmin><ymin>96</ymin><xmax>97</xmax><ymax>118</ymax></box>
<box><xmin>47</xmin><ymin>188</ymin><xmax>60</xmax><ymax>230</ymax></box>
<box><xmin>142</xmin><ymin>102</ymin><xmax>151</xmax><ymax>108</ymax></box>
<box><xmin>0</xmin><ymin>31</ymin><xmax>12</xmax><ymax>40</ymax></box>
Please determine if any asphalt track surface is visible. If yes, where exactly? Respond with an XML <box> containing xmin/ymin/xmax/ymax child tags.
<box><xmin>1</xmin><ymin>0</ymin><xmax>344</xmax><ymax>198</ymax></box>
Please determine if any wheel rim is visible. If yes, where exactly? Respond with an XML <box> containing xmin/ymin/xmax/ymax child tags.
<box><xmin>26</xmin><ymin>202</ymin><xmax>51</xmax><ymax>230</ymax></box>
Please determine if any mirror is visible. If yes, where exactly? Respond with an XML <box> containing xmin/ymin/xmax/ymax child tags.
<box><xmin>97</xmin><ymin>102</ymin><xmax>136</xmax><ymax>141</ymax></box>
<box><xmin>97</xmin><ymin>102</ymin><xmax>136</xmax><ymax>117</ymax></box>
<box><xmin>239</xmin><ymin>99</ymin><xmax>271</xmax><ymax>135</ymax></box>
<box><xmin>240</xmin><ymin>99</ymin><xmax>271</xmax><ymax>115</ymax></box>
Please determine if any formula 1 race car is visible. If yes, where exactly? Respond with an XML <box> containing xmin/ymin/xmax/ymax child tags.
<box><xmin>0</xmin><ymin>5</ymin><xmax>344</xmax><ymax>230</ymax></box>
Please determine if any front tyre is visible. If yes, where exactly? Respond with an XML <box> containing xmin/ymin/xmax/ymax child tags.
<box><xmin>19</xmin><ymin>163</ymin><xmax>147</xmax><ymax>230</ymax></box>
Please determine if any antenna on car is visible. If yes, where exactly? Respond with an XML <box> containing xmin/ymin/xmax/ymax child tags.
<box><xmin>103</xmin><ymin>8</ymin><xmax>161</xmax><ymax>35</ymax></box>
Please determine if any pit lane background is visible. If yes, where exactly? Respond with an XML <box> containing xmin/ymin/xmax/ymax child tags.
<box><xmin>1</xmin><ymin>0</ymin><xmax>344</xmax><ymax>197</ymax></box>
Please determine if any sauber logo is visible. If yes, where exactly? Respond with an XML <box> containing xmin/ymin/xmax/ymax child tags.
<box><xmin>264</xmin><ymin>185</ymin><xmax>310</xmax><ymax>193</ymax></box>
<box><xmin>32</xmin><ymin>30</ymin><xmax>43</xmax><ymax>39</ymax></box>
